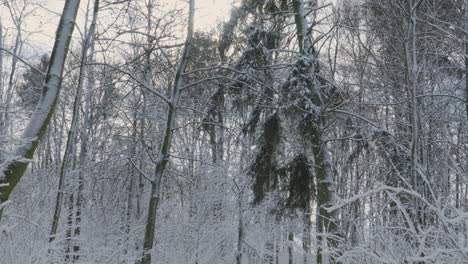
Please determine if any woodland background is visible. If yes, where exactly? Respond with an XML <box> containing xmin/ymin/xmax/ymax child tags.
<box><xmin>0</xmin><ymin>0</ymin><xmax>467</xmax><ymax>263</ymax></box>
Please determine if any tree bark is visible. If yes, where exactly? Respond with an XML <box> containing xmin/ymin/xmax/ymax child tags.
<box><xmin>465</xmin><ymin>0</ymin><xmax>468</xmax><ymax>119</ymax></box>
<box><xmin>288</xmin><ymin>232</ymin><xmax>293</xmax><ymax>264</ymax></box>
<box><xmin>292</xmin><ymin>0</ymin><xmax>338</xmax><ymax>262</ymax></box>
<box><xmin>406</xmin><ymin>0</ymin><xmax>421</xmax><ymax>225</ymax></box>
<box><xmin>0</xmin><ymin>18</ymin><xmax>3</xmax><ymax>115</ymax></box>
<box><xmin>236</xmin><ymin>189</ymin><xmax>244</xmax><ymax>264</ymax></box>
<box><xmin>0</xmin><ymin>0</ymin><xmax>81</xmax><ymax>221</ymax></box>
<box><xmin>3</xmin><ymin>23</ymin><xmax>22</xmax><ymax>138</ymax></box>
<box><xmin>49</xmin><ymin>0</ymin><xmax>99</xmax><ymax>247</ymax></box>
<box><xmin>139</xmin><ymin>1</ymin><xmax>195</xmax><ymax>263</ymax></box>
<box><xmin>72</xmin><ymin>1</ymin><xmax>100</xmax><ymax>260</ymax></box>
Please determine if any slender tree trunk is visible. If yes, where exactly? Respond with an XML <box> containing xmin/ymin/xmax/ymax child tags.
<box><xmin>3</xmin><ymin>24</ymin><xmax>21</xmax><ymax>137</ymax></box>
<box><xmin>0</xmin><ymin>0</ymin><xmax>81</xmax><ymax>222</ymax></box>
<box><xmin>139</xmin><ymin>1</ymin><xmax>195</xmax><ymax>263</ymax></box>
<box><xmin>49</xmin><ymin>117</ymin><xmax>76</xmax><ymax>243</ymax></box>
<box><xmin>0</xmin><ymin>18</ymin><xmax>3</xmax><ymax>112</ymax></box>
<box><xmin>137</xmin><ymin>92</ymin><xmax>146</xmax><ymax>221</ymax></box>
<box><xmin>303</xmin><ymin>205</ymin><xmax>311</xmax><ymax>264</ymax></box>
<box><xmin>49</xmin><ymin>0</ymin><xmax>99</xmax><ymax>248</ymax></box>
<box><xmin>465</xmin><ymin>0</ymin><xmax>468</xmax><ymax>119</ymax></box>
<box><xmin>124</xmin><ymin>93</ymin><xmax>139</xmax><ymax>257</ymax></box>
<box><xmin>236</xmin><ymin>189</ymin><xmax>244</xmax><ymax>264</ymax></box>
<box><xmin>288</xmin><ymin>232</ymin><xmax>293</xmax><ymax>264</ymax></box>
<box><xmin>406</xmin><ymin>0</ymin><xmax>424</xmax><ymax>227</ymax></box>
<box><xmin>72</xmin><ymin>1</ymin><xmax>99</xmax><ymax>260</ymax></box>
<box><xmin>206</xmin><ymin>86</ymin><xmax>224</xmax><ymax>164</ymax></box>
<box><xmin>292</xmin><ymin>0</ymin><xmax>338</xmax><ymax>262</ymax></box>
<box><xmin>274</xmin><ymin>234</ymin><xmax>279</xmax><ymax>264</ymax></box>
<box><xmin>314</xmin><ymin>137</ymin><xmax>337</xmax><ymax>264</ymax></box>
<box><xmin>65</xmin><ymin>191</ymin><xmax>75</xmax><ymax>261</ymax></box>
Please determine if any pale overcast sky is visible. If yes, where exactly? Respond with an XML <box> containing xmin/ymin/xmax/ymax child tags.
<box><xmin>41</xmin><ymin>0</ymin><xmax>234</xmax><ymax>30</ymax></box>
<box><xmin>0</xmin><ymin>0</ymin><xmax>234</xmax><ymax>56</ymax></box>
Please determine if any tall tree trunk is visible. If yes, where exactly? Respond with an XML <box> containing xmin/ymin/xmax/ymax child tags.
<box><xmin>303</xmin><ymin>205</ymin><xmax>312</xmax><ymax>264</ymax></box>
<box><xmin>465</xmin><ymin>0</ymin><xmax>468</xmax><ymax>119</ymax></box>
<box><xmin>2</xmin><ymin>24</ymin><xmax>21</xmax><ymax>137</ymax></box>
<box><xmin>124</xmin><ymin>92</ymin><xmax>139</xmax><ymax>257</ymax></box>
<box><xmin>236</xmin><ymin>189</ymin><xmax>244</xmax><ymax>264</ymax></box>
<box><xmin>205</xmin><ymin>86</ymin><xmax>224</xmax><ymax>164</ymax></box>
<box><xmin>314</xmin><ymin>138</ymin><xmax>337</xmax><ymax>264</ymax></box>
<box><xmin>292</xmin><ymin>0</ymin><xmax>338</xmax><ymax>262</ymax></box>
<box><xmin>0</xmin><ymin>18</ymin><xmax>3</xmax><ymax>115</ymax></box>
<box><xmin>65</xmin><ymin>192</ymin><xmax>75</xmax><ymax>261</ymax></box>
<box><xmin>288</xmin><ymin>232</ymin><xmax>293</xmax><ymax>264</ymax></box>
<box><xmin>49</xmin><ymin>0</ymin><xmax>99</xmax><ymax>248</ymax></box>
<box><xmin>72</xmin><ymin>1</ymin><xmax>100</xmax><ymax>260</ymax></box>
<box><xmin>0</xmin><ymin>0</ymin><xmax>81</xmax><ymax>222</ymax></box>
<box><xmin>137</xmin><ymin>92</ymin><xmax>146</xmax><ymax>222</ymax></box>
<box><xmin>406</xmin><ymin>0</ymin><xmax>420</xmax><ymax>225</ymax></box>
<box><xmin>139</xmin><ymin>1</ymin><xmax>195</xmax><ymax>263</ymax></box>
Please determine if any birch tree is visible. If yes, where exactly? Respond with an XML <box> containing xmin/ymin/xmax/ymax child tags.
<box><xmin>289</xmin><ymin>0</ymin><xmax>339</xmax><ymax>262</ymax></box>
<box><xmin>48</xmin><ymin>1</ymin><xmax>99</xmax><ymax>263</ymax></box>
<box><xmin>0</xmin><ymin>0</ymin><xmax>466</xmax><ymax>263</ymax></box>
<box><xmin>0</xmin><ymin>0</ymin><xmax>81</xmax><ymax>220</ymax></box>
<box><xmin>139</xmin><ymin>0</ymin><xmax>195</xmax><ymax>263</ymax></box>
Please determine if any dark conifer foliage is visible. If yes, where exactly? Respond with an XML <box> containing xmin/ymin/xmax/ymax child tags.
<box><xmin>17</xmin><ymin>55</ymin><xmax>49</xmax><ymax>109</ymax></box>
<box><xmin>285</xmin><ymin>154</ymin><xmax>315</xmax><ymax>210</ymax></box>
<box><xmin>250</xmin><ymin>112</ymin><xmax>281</xmax><ymax>204</ymax></box>
<box><xmin>0</xmin><ymin>0</ymin><xmax>466</xmax><ymax>263</ymax></box>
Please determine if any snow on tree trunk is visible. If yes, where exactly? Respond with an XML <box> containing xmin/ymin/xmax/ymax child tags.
<box><xmin>0</xmin><ymin>0</ymin><xmax>81</xmax><ymax>220</ymax></box>
<box><xmin>139</xmin><ymin>1</ymin><xmax>195</xmax><ymax>263</ymax></box>
<box><xmin>0</xmin><ymin>18</ymin><xmax>3</xmax><ymax>119</ymax></box>
<box><xmin>292</xmin><ymin>0</ymin><xmax>338</xmax><ymax>263</ymax></box>
<box><xmin>465</xmin><ymin>0</ymin><xmax>468</xmax><ymax>118</ymax></box>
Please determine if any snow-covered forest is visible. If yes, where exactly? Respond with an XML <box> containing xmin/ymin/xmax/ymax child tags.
<box><xmin>0</xmin><ymin>0</ymin><xmax>467</xmax><ymax>263</ymax></box>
